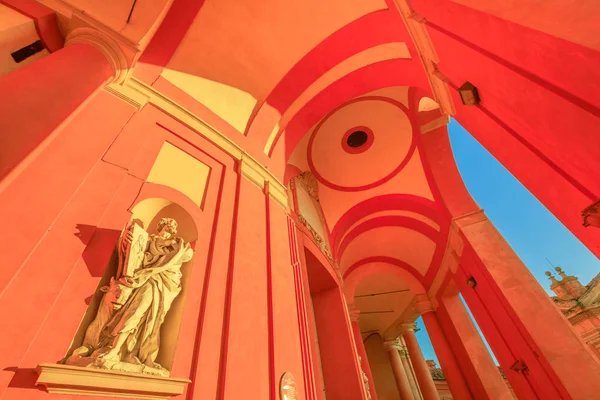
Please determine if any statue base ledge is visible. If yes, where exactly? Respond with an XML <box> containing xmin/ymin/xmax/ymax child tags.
<box><xmin>36</xmin><ymin>363</ymin><xmax>191</xmax><ymax>400</ymax></box>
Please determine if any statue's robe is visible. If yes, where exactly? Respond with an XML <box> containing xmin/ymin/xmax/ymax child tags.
<box><xmin>81</xmin><ymin>234</ymin><xmax>193</xmax><ymax>367</ymax></box>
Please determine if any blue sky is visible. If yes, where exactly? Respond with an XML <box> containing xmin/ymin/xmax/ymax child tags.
<box><xmin>415</xmin><ymin>118</ymin><xmax>600</xmax><ymax>365</ymax></box>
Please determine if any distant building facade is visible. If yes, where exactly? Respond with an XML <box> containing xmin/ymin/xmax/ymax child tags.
<box><xmin>548</xmin><ymin>267</ymin><xmax>600</xmax><ymax>358</ymax></box>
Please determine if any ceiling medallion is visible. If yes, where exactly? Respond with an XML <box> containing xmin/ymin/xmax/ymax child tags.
<box><xmin>279</xmin><ymin>372</ymin><xmax>298</xmax><ymax>400</ymax></box>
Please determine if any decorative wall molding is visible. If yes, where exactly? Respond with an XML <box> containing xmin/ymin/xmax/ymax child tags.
<box><xmin>452</xmin><ymin>208</ymin><xmax>487</xmax><ymax>229</ymax></box>
<box><xmin>296</xmin><ymin>172</ymin><xmax>320</xmax><ymax>202</ymax></box>
<box><xmin>413</xmin><ymin>294</ymin><xmax>434</xmax><ymax>314</ymax></box>
<box><xmin>104</xmin><ymin>77</ymin><xmax>288</xmax><ymax>208</ymax></box>
<box><xmin>392</xmin><ymin>0</ymin><xmax>456</xmax><ymax>116</ymax></box>
<box><xmin>298</xmin><ymin>214</ymin><xmax>333</xmax><ymax>261</ymax></box>
<box><xmin>65</xmin><ymin>12</ymin><xmax>141</xmax><ymax>84</ymax></box>
<box><xmin>348</xmin><ymin>304</ymin><xmax>361</xmax><ymax>322</ymax></box>
<box><xmin>420</xmin><ymin>114</ymin><xmax>450</xmax><ymax>134</ymax></box>
<box><xmin>66</xmin><ymin>27</ymin><xmax>129</xmax><ymax>83</ymax></box>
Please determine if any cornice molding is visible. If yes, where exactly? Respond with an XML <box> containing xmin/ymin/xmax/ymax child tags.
<box><xmin>104</xmin><ymin>78</ymin><xmax>288</xmax><ymax>208</ymax></box>
<box><xmin>420</xmin><ymin>114</ymin><xmax>450</xmax><ymax>134</ymax></box>
<box><xmin>399</xmin><ymin>322</ymin><xmax>417</xmax><ymax>334</ymax></box>
<box><xmin>392</xmin><ymin>0</ymin><xmax>456</xmax><ymax>116</ymax></box>
<box><xmin>414</xmin><ymin>294</ymin><xmax>434</xmax><ymax>315</ymax></box>
<box><xmin>298</xmin><ymin>214</ymin><xmax>333</xmax><ymax>261</ymax></box>
<box><xmin>64</xmin><ymin>12</ymin><xmax>141</xmax><ymax>84</ymax></box>
<box><xmin>348</xmin><ymin>304</ymin><xmax>361</xmax><ymax>322</ymax></box>
<box><xmin>452</xmin><ymin>209</ymin><xmax>487</xmax><ymax>229</ymax></box>
<box><xmin>66</xmin><ymin>27</ymin><xmax>128</xmax><ymax>83</ymax></box>
<box><xmin>295</xmin><ymin>172</ymin><xmax>320</xmax><ymax>201</ymax></box>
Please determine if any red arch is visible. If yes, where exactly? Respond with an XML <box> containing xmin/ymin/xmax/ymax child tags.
<box><xmin>343</xmin><ymin>256</ymin><xmax>427</xmax><ymax>297</ymax></box>
<box><xmin>337</xmin><ymin>215</ymin><xmax>440</xmax><ymax>258</ymax></box>
<box><xmin>245</xmin><ymin>9</ymin><xmax>412</xmax><ymax>136</ymax></box>
<box><xmin>272</xmin><ymin>58</ymin><xmax>429</xmax><ymax>158</ymax></box>
<box><xmin>131</xmin><ymin>182</ymin><xmax>204</xmax><ymax>230</ymax></box>
<box><xmin>330</xmin><ymin>194</ymin><xmax>447</xmax><ymax>250</ymax></box>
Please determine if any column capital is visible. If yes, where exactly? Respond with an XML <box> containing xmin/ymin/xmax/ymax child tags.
<box><xmin>66</xmin><ymin>27</ymin><xmax>130</xmax><ymax>84</ymax></box>
<box><xmin>383</xmin><ymin>339</ymin><xmax>403</xmax><ymax>352</ymax></box>
<box><xmin>398</xmin><ymin>345</ymin><xmax>410</xmax><ymax>358</ymax></box>
<box><xmin>348</xmin><ymin>304</ymin><xmax>361</xmax><ymax>322</ymax></box>
<box><xmin>414</xmin><ymin>294</ymin><xmax>434</xmax><ymax>315</ymax></box>
<box><xmin>399</xmin><ymin>322</ymin><xmax>417</xmax><ymax>334</ymax></box>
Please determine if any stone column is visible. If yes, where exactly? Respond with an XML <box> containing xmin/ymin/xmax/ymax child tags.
<box><xmin>398</xmin><ymin>342</ymin><xmax>422</xmax><ymax>400</ymax></box>
<box><xmin>455</xmin><ymin>211</ymin><xmax>600</xmax><ymax>399</ymax></box>
<box><xmin>440</xmin><ymin>294</ymin><xmax>514</xmax><ymax>400</ymax></box>
<box><xmin>383</xmin><ymin>339</ymin><xmax>414</xmax><ymax>400</ymax></box>
<box><xmin>401</xmin><ymin>324</ymin><xmax>440</xmax><ymax>400</ymax></box>
<box><xmin>415</xmin><ymin>296</ymin><xmax>472</xmax><ymax>399</ymax></box>
<box><xmin>0</xmin><ymin>27</ymin><xmax>126</xmax><ymax>184</ymax></box>
<box><xmin>349</xmin><ymin>305</ymin><xmax>378</xmax><ymax>400</ymax></box>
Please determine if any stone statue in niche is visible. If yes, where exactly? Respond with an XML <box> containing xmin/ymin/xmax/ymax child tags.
<box><xmin>66</xmin><ymin>218</ymin><xmax>194</xmax><ymax>377</ymax></box>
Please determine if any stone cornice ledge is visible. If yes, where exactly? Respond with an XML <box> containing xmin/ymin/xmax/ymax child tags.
<box><xmin>36</xmin><ymin>363</ymin><xmax>190</xmax><ymax>400</ymax></box>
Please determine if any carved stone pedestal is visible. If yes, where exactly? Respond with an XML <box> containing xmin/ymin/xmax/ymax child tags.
<box><xmin>36</xmin><ymin>364</ymin><xmax>191</xmax><ymax>400</ymax></box>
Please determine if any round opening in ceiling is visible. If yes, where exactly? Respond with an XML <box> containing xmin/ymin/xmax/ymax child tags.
<box><xmin>341</xmin><ymin>126</ymin><xmax>374</xmax><ymax>154</ymax></box>
<box><xmin>346</xmin><ymin>130</ymin><xmax>369</xmax><ymax>148</ymax></box>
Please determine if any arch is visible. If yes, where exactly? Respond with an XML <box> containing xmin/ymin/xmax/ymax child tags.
<box><xmin>406</xmin><ymin>86</ymin><xmax>480</xmax><ymax>218</ymax></box>
<box><xmin>330</xmin><ymin>194</ymin><xmax>447</xmax><ymax>251</ymax></box>
<box><xmin>344</xmin><ymin>258</ymin><xmax>427</xmax><ymax>301</ymax></box>
<box><xmin>132</xmin><ymin>182</ymin><xmax>204</xmax><ymax>229</ymax></box>
<box><xmin>245</xmin><ymin>9</ymin><xmax>410</xmax><ymax>137</ymax></box>
<box><xmin>302</xmin><ymin>236</ymin><xmax>339</xmax><ymax>289</ymax></box>
<box><xmin>337</xmin><ymin>215</ymin><xmax>440</xmax><ymax>258</ymax></box>
<box><xmin>283</xmin><ymin>164</ymin><xmax>303</xmax><ymax>185</ymax></box>
<box><xmin>274</xmin><ymin>58</ymin><xmax>429</xmax><ymax>158</ymax></box>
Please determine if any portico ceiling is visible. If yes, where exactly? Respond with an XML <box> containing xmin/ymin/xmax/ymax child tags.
<box><xmin>287</xmin><ymin>87</ymin><xmax>450</xmax><ymax>336</ymax></box>
<box><xmin>141</xmin><ymin>0</ymin><xmax>451</xmax><ymax>337</ymax></box>
<box><xmin>38</xmin><ymin>0</ymin><xmax>455</xmax><ymax>337</ymax></box>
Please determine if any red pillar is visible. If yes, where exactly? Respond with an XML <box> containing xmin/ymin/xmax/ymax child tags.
<box><xmin>415</xmin><ymin>296</ymin><xmax>472</xmax><ymax>400</ymax></box>
<box><xmin>412</xmin><ymin>0</ymin><xmax>600</xmax><ymax>257</ymax></box>
<box><xmin>437</xmin><ymin>293</ymin><xmax>514</xmax><ymax>400</ymax></box>
<box><xmin>401</xmin><ymin>324</ymin><xmax>439</xmax><ymax>400</ymax></box>
<box><xmin>349</xmin><ymin>307</ymin><xmax>378</xmax><ymax>400</ymax></box>
<box><xmin>0</xmin><ymin>40</ymin><xmax>113</xmax><ymax>185</ymax></box>
<box><xmin>383</xmin><ymin>340</ymin><xmax>415</xmax><ymax>400</ymax></box>
<box><xmin>456</xmin><ymin>211</ymin><xmax>600</xmax><ymax>399</ymax></box>
<box><xmin>398</xmin><ymin>341</ymin><xmax>423</xmax><ymax>400</ymax></box>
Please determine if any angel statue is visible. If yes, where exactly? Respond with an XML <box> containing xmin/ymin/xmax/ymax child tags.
<box><xmin>66</xmin><ymin>218</ymin><xmax>194</xmax><ymax>377</ymax></box>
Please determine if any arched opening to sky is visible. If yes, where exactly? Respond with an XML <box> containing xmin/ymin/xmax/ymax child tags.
<box><xmin>415</xmin><ymin>118</ymin><xmax>600</xmax><ymax>366</ymax></box>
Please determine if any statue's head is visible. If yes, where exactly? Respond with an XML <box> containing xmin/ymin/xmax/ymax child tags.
<box><xmin>157</xmin><ymin>218</ymin><xmax>178</xmax><ymax>238</ymax></box>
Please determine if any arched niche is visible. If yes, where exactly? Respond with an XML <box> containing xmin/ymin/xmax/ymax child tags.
<box><xmin>65</xmin><ymin>197</ymin><xmax>198</xmax><ymax>373</ymax></box>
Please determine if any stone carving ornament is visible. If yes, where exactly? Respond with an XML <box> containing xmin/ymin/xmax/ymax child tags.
<box><xmin>66</xmin><ymin>218</ymin><xmax>194</xmax><ymax>377</ymax></box>
<box><xmin>280</xmin><ymin>372</ymin><xmax>298</xmax><ymax>400</ymax></box>
<box><xmin>357</xmin><ymin>356</ymin><xmax>372</xmax><ymax>400</ymax></box>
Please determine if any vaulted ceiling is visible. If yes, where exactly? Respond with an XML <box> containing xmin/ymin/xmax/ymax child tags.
<box><xmin>149</xmin><ymin>0</ymin><xmax>454</xmax><ymax>338</ymax></box>
<box><xmin>30</xmin><ymin>0</ymin><xmax>458</xmax><ymax>338</ymax></box>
